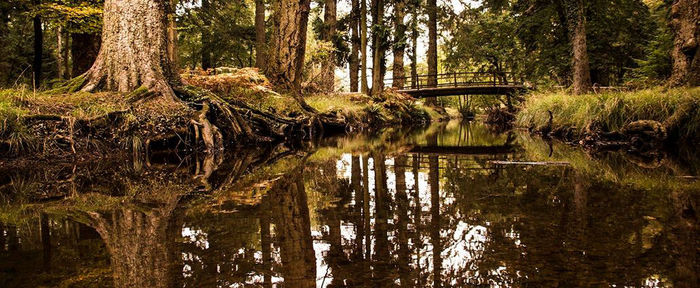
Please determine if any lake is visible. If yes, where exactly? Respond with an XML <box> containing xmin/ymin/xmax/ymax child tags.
<box><xmin>0</xmin><ymin>121</ymin><xmax>697</xmax><ymax>287</ymax></box>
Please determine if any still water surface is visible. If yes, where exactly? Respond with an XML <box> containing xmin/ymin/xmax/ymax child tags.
<box><xmin>0</xmin><ymin>121</ymin><xmax>697</xmax><ymax>287</ymax></box>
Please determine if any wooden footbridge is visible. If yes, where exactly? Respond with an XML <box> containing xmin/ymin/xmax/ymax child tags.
<box><xmin>387</xmin><ymin>71</ymin><xmax>528</xmax><ymax>98</ymax></box>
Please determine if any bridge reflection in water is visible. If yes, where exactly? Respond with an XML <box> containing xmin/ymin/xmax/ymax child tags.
<box><xmin>0</xmin><ymin>121</ymin><xmax>697</xmax><ymax>287</ymax></box>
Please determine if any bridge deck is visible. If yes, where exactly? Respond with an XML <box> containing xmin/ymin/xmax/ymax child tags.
<box><xmin>399</xmin><ymin>85</ymin><xmax>526</xmax><ymax>98</ymax></box>
<box><xmin>387</xmin><ymin>71</ymin><xmax>527</xmax><ymax>98</ymax></box>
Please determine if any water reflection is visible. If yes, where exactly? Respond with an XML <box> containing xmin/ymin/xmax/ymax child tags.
<box><xmin>0</xmin><ymin>121</ymin><xmax>698</xmax><ymax>287</ymax></box>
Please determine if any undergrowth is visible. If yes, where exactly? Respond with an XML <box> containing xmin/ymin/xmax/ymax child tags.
<box><xmin>517</xmin><ymin>87</ymin><xmax>700</xmax><ymax>139</ymax></box>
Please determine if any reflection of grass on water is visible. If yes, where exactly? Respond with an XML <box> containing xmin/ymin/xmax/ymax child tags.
<box><xmin>517</xmin><ymin>132</ymin><xmax>700</xmax><ymax>192</ymax></box>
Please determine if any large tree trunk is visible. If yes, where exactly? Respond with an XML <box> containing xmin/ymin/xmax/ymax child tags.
<box><xmin>566</xmin><ymin>0</ymin><xmax>592</xmax><ymax>94</ymax></box>
<box><xmin>71</xmin><ymin>33</ymin><xmax>101</xmax><ymax>76</ymax></box>
<box><xmin>360</xmin><ymin>0</ymin><xmax>369</xmax><ymax>94</ymax></box>
<box><xmin>320</xmin><ymin>0</ymin><xmax>337</xmax><ymax>92</ymax></box>
<box><xmin>266</xmin><ymin>0</ymin><xmax>312</xmax><ymax>92</ymax></box>
<box><xmin>392</xmin><ymin>0</ymin><xmax>406</xmax><ymax>88</ymax></box>
<box><xmin>370</xmin><ymin>0</ymin><xmax>386</xmax><ymax>95</ymax></box>
<box><xmin>349</xmin><ymin>0</ymin><xmax>360</xmax><ymax>92</ymax></box>
<box><xmin>668</xmin><ymin>0</ymin><xmax>700</xmax><ymax>87</ymax></box>
<box><xmin>33</xmin><ymin>0</ymin><xmax>43</xmax><ymax>87</ymax></box>
<box><xmin>426</xmin><ymin>0</ymin><xmax>437</xmax><ymax>105</ymax></box>
<box><xmin>255</xmin><ymin>0</ymin><xmax>267</xmax><ymax>70</ymax></box>
<box><xmin>79</xmin><ymin>0</ymin><xmax>181</xmax><ymax>100</ymax></box>
<box><xmin>201</xmin><ymin>0</ymin><xmax>212</xmax><ymax>70</ymax></box>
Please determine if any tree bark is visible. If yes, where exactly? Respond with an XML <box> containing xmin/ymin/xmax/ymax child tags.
<box><xmin>255</xmin><ymin>0</ymin><xmax>267</xmax><ymax>70</ymax></box>
<box><xmin>349</xmin><ymin>0</ymin><xmax>360</xmax><ymax>92</ymax></box>
<box><xmin>566</xmin><ymin>0</ymin><xmax>592</xmax><ymax>94</ymax></box>
<box><xmin>79</xmin><ymin>0</ymin><xmax>181</xmax><ymax>100</ymax></box>
<box><xmin>370</xmin><ymin>0</ymin><xmax>386</xmax><ymax>95</ymax></box>
<box><xmin>57</xmin><ymin>26</ymin><xmax>66</xmax><ymax>80</ymax></box>
<box><xmin>33</xmin><ymin>0</ymin><xmax>43</xmax><ymax>88</ymax></box>
<box><xmin>71</xmin><ymin>33</ymin><xmax>101</xmax><ymax>76</ymax></box>
<box><xmin>392</xmin><ymin>0</ymin><xmax>406</xmax><ymax>88</ymax></box>
<box><xmin>410</xmin><ymin>10</ymin><xmax>418</xmax><ymax>89</ymax></box>
<box><xmin>669</xmin><ymin>0</ymin><xmax>700</xmax><ymax>87</ymax></box>
<box><xmin>266</xmin><ymin>0</ymin><xmax>311</xmax><ymax>93</ymax></box>
<box><xmin>201</xmin><ymin>0</ymin><xmax>212</xmax><ymax>70</ymax></box>
<box><xmin>360</xmin><ymin>0</ymin><xmax>369</xmax><ymax>94</ymax></box>
<box><xmin>320</xmin><ymin>0</ymin><xmax>337</xmax><ymax>92</ymax></box>
<box><xmin>426</xmin><ymin>0</ymin><xmax>437</xmax><ymax>105</ymax></box>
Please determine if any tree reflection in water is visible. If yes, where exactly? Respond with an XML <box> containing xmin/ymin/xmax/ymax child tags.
<box><xmin>0</xmin><ymin>121</ymin><xmax>697</xmax><ymax>287</ymax></box>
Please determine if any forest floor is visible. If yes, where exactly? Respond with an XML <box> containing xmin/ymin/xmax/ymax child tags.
<box><xmin>516</xmin><ymin>87</ymin><xmax>700</xmax><ymax>154</ymax></box>
<box><xmin>0</xmin><ymin>68</ymin><xmax>448</xmax><ymax>159</ymax></box>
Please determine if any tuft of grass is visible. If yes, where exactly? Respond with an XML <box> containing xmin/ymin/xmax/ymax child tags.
<box><xmin>306</xmin><ymin>93</ymin><xmax>366</xmax><ymax>114</ymax></box>
<box><xmin>517</xmin><ymin>87</ymin><xmax>700</xmax><ymax>139</ymax></box>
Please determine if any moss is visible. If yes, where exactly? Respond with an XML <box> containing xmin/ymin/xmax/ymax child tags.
<box><xmin>46</xmin><ymin>75</ymin><xmax>87</xmax><ymax>94</ymax></box>
<box><xmin>517</xmin><ymin>87</ymin><xmax>700</xmax><ymax>140</ymax></box>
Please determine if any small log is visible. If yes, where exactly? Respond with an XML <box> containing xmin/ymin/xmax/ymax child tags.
<box><xmin>488</xmin><ymin>160</ymin><xmax>570</xmax><ymax>166</ymax></box>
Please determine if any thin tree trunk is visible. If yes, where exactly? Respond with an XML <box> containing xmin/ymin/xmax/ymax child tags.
<box><xmin>668</xmin><ymin>0</ymin><xmax>700</xmax><ymax>87</ymax></box>
<box><xmin>267</xmin><ymin>0</ymin><xmax>312</xmax><ymax>93</ymax></box>
<box><xmin>71</xmin><ymin>33</ymin><xmax>101</xmax><ymax>76</ymax></box>
<box><xmin>370</xmin><ymin>0</ymin><xmax>386</xmax><ymax>95</ymax></box>
<box><xmin>62</xmin><ymin>31</ymin><xmax>70</xmax><ymax>79</ymax></box>
<box><xmin>33</xmin><ymin>0</ymin><xmax>43</xmax><ymax>87</ymax></box>
<box><xmin>392</xmin><ymin>0</ymin><xmax>406</xmax><ymax>88</ymax></box>
<box><xmin>410</xmin><ymin>10</ymin><xmax>418</xmax><ymax>89</ymax></box>
<box><xmin>255</xmin><ymin>0</ymin><xmax>267</xmax><ymax>70</ymax></box>
<box><xmin>360</xmin><ymin>0</ymin><xmax>369</xmax><ymax>94</ymax></box>
<box><xmin>201</xmin><ymin>0</ymin><xmax>212</xmax><ymax>70</ymax></box>
<box><xmin>426</xmin><ymin>0</ymin><xmax>437</xmax><ymax>104</ymax></box>
<box><xmin>320</xmin><ymin>0</ymin><xmax>337</xmax><ymax>91</ymax></box>
<box><xmin>349</xmin><ymin>0</ymin><xmax>360</xmax><ymax>92</ymax></box>
<box><xmin>566</xmin><ymin>0</ymin><xmax>592</xmax><ymax>94</ymax></box>
<box><xmin>57</xmin><ymin>26</ymin><xmax>66</xmax><ymax>80</ymax></box>
<box><xmin>79</xmin><ymin>0</ymin><xmax>181</xmax><ymax>100</ymax></box>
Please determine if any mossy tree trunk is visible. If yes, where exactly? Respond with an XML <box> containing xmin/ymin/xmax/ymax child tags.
<box><xmin>410</xmin><ymin>10</ymin><xmax>418</xmax><ymax>89</ymax></box>
<box><xmin>33</xmin><ymin>0</ymin><xmax>43</xmax><ymax>87</ymax></box>
<box><xmin>360</xmin><ymin>0</ymin><xmax>369</xmax><ymax>94</ymax></box>
<box><xmin>79</xmin><ymin>0</ymin><xmax>181</xmax><ymax>100</ymax></box>
<box><xmin>266</xmin><ymin>0</ymin><xmax>312</xmax><ymax>92</ymax></box>
<box><xmin>565</xmin><ymin>0</ymin><xmax>592</xmax><ymax>94</ymax></box>
<box><xmin>392</xmin><ymin>0</ymin><xmax>406</xmax><ymax>89</ymax></box>
<box><xmin>201</xmin><ymin>0</ymin><xmax>212</xmax><ymax>70</ymax></box>
<box><xmin>370</xmin><ymin>0</ymin><xmax>386</xmax><ymax>96</ymax></box>
<box><xmin>669</xmin><ymin>0</ymin><xmax>700</xmax><ymax>87</ymax></box>
<box><xmin>426</xmin><ymin>0</ymin><xmax>437</xmax><ymax>105</ymax></box>
<box><xmin>320</xmin><ymin>0</ymin><xmax>337</xmax><ymax>92</ymax></box>
<box><xmin>255</xmin><ymin>0</ymin><xmax>267</xmax><ymax>70</ymax></box>
<box><xmin>349</xmin><ymin>0</ymin><xmax>360</xmax><ymax>92</ymax></box>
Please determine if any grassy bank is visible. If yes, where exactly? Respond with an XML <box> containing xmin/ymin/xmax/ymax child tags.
<box><xmin>517</xmin><ymin>87</ymin><xmax>700</xmax><ymax>142</ymax></box>
<box><xmin>0</xmin><ymin>68</ymin><xmax>442</xmax><ymax>158</ymax></box>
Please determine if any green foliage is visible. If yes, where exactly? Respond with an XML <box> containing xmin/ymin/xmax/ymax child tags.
<box><xmin>626</xmin><ymin>0</ymin><xmax>673</xmax><ymax>86</ymax></box>
<box><xmin>445</xmin><ymin>0</ymin><xmax>661</xmax><ymax>86</ymax></box>
<box><xmin>176</xmin><ymin>0</ymin><xmax>256</xmax><ymax>69</ymax></box>
<box><xmin>443</xmin><ymin>9</ymin><xmax>525</xmax><ymax>75</ymax></box>
<box><xmin>33</xmin><ymin>1</ymin><xmax>103</xmax><ymax>34</ymax></box>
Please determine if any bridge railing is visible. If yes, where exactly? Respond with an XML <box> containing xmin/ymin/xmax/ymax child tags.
<box><xmin>386</xmin><ymin>71</ymin><xmax>522</xmax><ymax>90</ymax></box>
